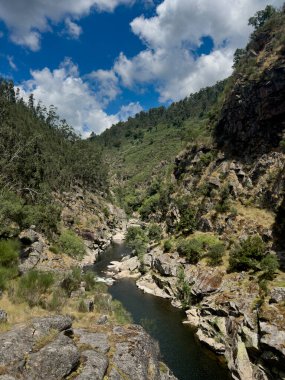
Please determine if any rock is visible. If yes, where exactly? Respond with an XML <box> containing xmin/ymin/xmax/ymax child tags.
<box><xmin>231</xmin><ymin>338</ymin><xmax>254</xmax><ymax>380</ymax></box>
<box><xmin>196</xmin><ymin>329</ymin><xmax>225</xmax><ymax>355</ymax></box>
<box><xmin>183</xmin><ymin>307</ymin><xmax>200</xmax><ymax>328</ymax></box>
<box><xmin>24</xmin><ymin>334</ymin><xmax>80</xmax><ymax>380</ymax></box>
<box><xmin>74</xmin><ymin>330</ymin><xmax>110</xmax><ymax>354</ymax></box>
<box><xmin>19</xmin><ymin>228</ymin><xmax>39</xmax><ymax>245</ymax></box>
<box><xmin>260</xmin><ymin>322</ymin><xmax>285</xmax><ymax>369</ymax></box>
<box><xmin>208</xmin><ymin>177</ymin><xmax>221</xmax><ymax>188</ymax></box>
<box><xmin>109</xmin><ymin>325</ymin><xmax>177</xmax><ymax>380</ymax></box>
<box><xmin>269</xmin><ymin>287</ymin><xmax>285</xmax><ymax>304</ymax></box>
<box><xmin>197</xmin><ymin>216</ymin><xmax>213</xmax><ymax>232</ymax></box>
<box><xmin>75</xmin><ymin>350</ymin><xmax>108</xmax><ymax>380</ymax></box>
<box><xmin>0</xmin><ymin>310</ymin><xmax>7</xmax><ymax>323</ymax></box>
<box><xmin>153</xmin><ymin>253</ymin><xmax>178</xmax><ymax>277</ymax></box>
<box><xmin>96</xmin><ymin>315</ymin><xmax>108</xmax><ymax>325</ymax></box>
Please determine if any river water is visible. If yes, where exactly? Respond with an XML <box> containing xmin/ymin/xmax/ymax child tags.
<box><xmin>93</xmin><ymin>242</ymin><xmax>230</xmax><ymax>380</ymax></box>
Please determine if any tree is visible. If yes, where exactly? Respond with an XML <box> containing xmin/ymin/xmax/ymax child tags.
<box><xmin>248</xmin><ymin>5</ymin><xmax>276</xmax><ymax>30</ymax></box>
<box><xmin>233</xmin><ymin>48</ymin><xmax>246</xmax><ymax>68</ymax></box>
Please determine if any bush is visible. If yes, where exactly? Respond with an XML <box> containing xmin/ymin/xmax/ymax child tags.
<box><xmin>207</xmin><ymin>242</ymin><xmax>226</xmax><ymax>266</ymax></box>
<box><xmin>177</xmin><ymin>239</ymin><xmax>203</xmax><ymax>264</ymax></box>
<box><xmin>139</xmin><ymin>194</ymin><xmax>160</xmax><ymax>220</ymax></box>
<box><xmin>148</xmin><ymin>224</ymin><xmax>162</xmax><ymax>242</ymax></box>
<box><xmin>17</xmin><ymin>270</ymin><xmax>55</xmax><ymax>307</ymax></box>
<box><xmin>176</xmin><ymin>198</ymin><xmax>197</xmax><ymax>234</ymax></box>
<box><xmin>260</xmin><ymin>254</ymin><xmax>279</xmax><ymax>280</ymax></box>
<box><xmin>83</xmin><ymin>270</ymin><xmax>96</xmax><ymax>291</ymax></box>
<box><xmin>61</xmin><ymin>267</ymin><xmax>82</xmax><ymax>295</ymax></box>
<box><xmin>126</xmin><ymin>226</ymin><xmax>149</xmax><ymax>257</ymax></box>
<box><xmin>22</xmin><ymin>203</ymin><xmax>61</xmax><ymax>237</ymax></box>
<box><xmin>163</xmin><ymin>239</ymin><xmax>173</xmax><ymax>252</ymax></box>
<box><xmin>0</xmin><ymin>266</ymin><xmax>18</xmax><ymax>290</ymax></box>
<box><xmin>229</xmin><ymin>235</ymin><xmax>266</xmax><ymax>272</ymax></box>
<box><xmin>57</xmin><ymin>230</ymin><xmax>86</xmax><ymax>260</ymax></box>
<box><xmin>176</xmin><ymin>266</ymin><xmax>191</xmax><ymax>308</ymax></box>
<box><xmin>0</xmin><ymin>240</ymin><xmax>19</xmax><ymax>268</ymax></box>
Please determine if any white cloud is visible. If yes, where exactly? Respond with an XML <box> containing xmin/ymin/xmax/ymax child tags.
<box><xmin>114</xmin><ymin>0</ymin><xmax>284</xmax><ymax>101</ymax></box>
<box><xmin>64</xmin><ymin>18</ymin><xmax>82</xmax><ymax>39</ymax></box>
<box><xmin>116</xmin><ymin>102</ymin><xmax>143</xmax><ymax>121</ymax></box>
<box><xmin>7</xmin><ymin>56</ymin><xmax>17</xmax><ymax>71</ymax></box>
<box><xmin>87</xmin><ymin>69</ymin><xmax>121</xmax><ymax>106</ymax></box>
<box><xmin>19</xmin><ymin>58</ymin><xmax>119</xmax><ymax>136</ymax></box>
<box><xmin>19</xmin><ymin>58</ymin><xmax>143</xmax><ymax>137</ymax></box>
<box><xmin>0</xmin><ymin>0</ymin><xmax>135</xmax><ymax>50</ymax></box>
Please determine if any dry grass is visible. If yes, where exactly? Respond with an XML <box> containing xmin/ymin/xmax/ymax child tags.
<box><xmin>234</xmin><ymin>203</ymin><xmax>275</xmax><ymax>228</ymax></box>
<box><xmin>33</xmin><ymin>328</ymin><xmax>59</xmax><ymax>351</ymax></box>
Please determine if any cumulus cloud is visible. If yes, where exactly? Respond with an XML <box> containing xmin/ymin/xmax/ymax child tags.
<box><xmin>114</xmin><ymin>0</ymin><xmax>284</xmax><ymax>101</ymax></box>
<box><xmin>7</xmin><ymin>56</ymin><xmax>17</xmax><ymax>71</ymax></box>
<box><xmin>116</xmin><ymin>102</ymin><xmax>143</xmax><ymax>121</ymax></box>
<box><xmin>64</xmin><ymin>18</ymin><xmax>82</xmax><ymax>39</ymax></box>
<box><xmin>0</xmin><ymin>0</ymin><xmax>135</xmax><ymax>50</ymax></box>
<box><xmin>19</xmin><ymin>58</ymin><xmax>142</xmax><ymax>137</ymax></box>
<box><xmin>87</xmin><ymin>69</ymin><xmax>121</xmax><ymax>107</ymax></box>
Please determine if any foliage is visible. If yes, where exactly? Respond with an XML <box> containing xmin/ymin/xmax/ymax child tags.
<box><xmin>0</xmin><ymin>240</ymin><xmax>19</xmax><ymax>290</ymax></box>
<box><xmin>215</xmin><ymin>185</ymin><xmax>231</xmax><ymax>214</ymax></box>
<box><xmin>163</xmin><ymin>239</ymin><xmax>173</xmax><ymax>253</ymax></box>
<box><xmin>57</xmin><ymin>230</ymin><xmax>86</xmax><ymax>260</ymax></box>
<box><xmin>17</xmin><ymin>270</ymin><xmax>55</xmax><ymax>307</ymax></box>
<box><xmin>176</xmin><ymin>197</ymin><xmax>197</xmax><ymax>234</ymax></box>
<box><xmin>125</xmin><ymin>226</ymin><xmax>149</xmax><ymax>257</ymax></box>
<box><xmin>148</xmin><ymin>223</ymin><xmax>162</xmax><ymax>242</ymax></box>
<box><xmin>248</xmin><ymin>5</ymin><xmax>276</xmax><ymax>31</ymax></box>
<box><xmin>260</xmin><ymin>254</ymin><xmax>279</xmax><ymax>280</ymax></box>
<box><xmin>176</xmin><ymin>265</ymin><xmax>192</xmax><ymax>308</ymax></box>
<box><xmin>61</xmin><ymin>267</ymin><xmax>83</xmax><ymax>295</ymax></box>
<box><xmin>139</xmin><ymin>194</ymin><xmax>160</xmax><ymax>220</ymax></box>
<box><xmin>177</xmin><ymin>239</ymin><xmax>203</xmax><ymax>264</ymax></box>
<box><xmin>207</xmin><ymin>242</ymin><xmax>226</xmax><ymax>266</ymax></box>
<box><xmin>229</xmin><ymin>235</ymin><xmax>266</xmax><ymax>272</ymax></box>
<box><xmin>0</xmin><ymin>240</ymin><xmax>19</xmax><ymax>268</ymax></box>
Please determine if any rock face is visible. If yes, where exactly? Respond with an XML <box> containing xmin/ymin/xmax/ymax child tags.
<box><xmin>0</xmin><ymin>316</ymin><xmax>176</xmax><ymax>380</ymax></box>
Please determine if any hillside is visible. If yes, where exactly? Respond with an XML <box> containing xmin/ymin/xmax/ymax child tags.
<box><xmin>100</xmin><ymin>6</ymin><xmax>285</xmax><ymax>380</ymax></box>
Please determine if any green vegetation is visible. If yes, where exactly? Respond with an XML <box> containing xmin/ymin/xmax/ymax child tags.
<box><xmin>260</xmin><ymin>254</ymin><xmax>279</xmax><ymax>280</ymax></box>
<box><xmin>0</xmin><ymin>79</ymin><xmax>108</xmax><ymax>238</ymax></box>
<box><xmin>17</xmin><ymin>270</ymin><xmax>55</xmax><ymax>307</ymax></box>
<box><xmin>229</xmin><ymin>235</ymin><xmax>266</xmax><ymax>272</ymax></box>
<box><xmin>148</xmin><ymin>223</ymin><xmax>162</xmax><ymax>242</ymax></box>
<box><xmin>176</xmin><ymin>265</ymin><xmax>192</xmax><ymax>309</ymax></box>
<box><xmin>0</xmin><ymin>240</ymin><xmax>19</xmax><ymax>290</ymax></box>
<box><xmin>56</xmin><ymin>230</ymin><xmax>86</xmax><ymax>260</ymax></box>
<box><xmin>163</xmin><ymin>239</ymin><xmax>173</xmax><ymax>253</ymax></box>
<box><xmin>125</xmin><ymin>226</ymin><xmax>149</xmax><ymax>257</ymax></box>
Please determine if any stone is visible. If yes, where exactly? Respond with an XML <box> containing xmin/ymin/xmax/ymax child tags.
<box><xmin>74</xmin><ymin>330</ymin><xmax>110</xmax><ymax>354</ymax></box>
<box><xmin>75</xmin><ymin>350</ymin><xmax>108</xmax><ymax>380</ymax></box>
<box><xmin>208</xmin><ymin>177</ymin><xmax>221</xmax><ymax>188</ymax></box>
<box><xmin>196</xmin><ymin>329</ymin><xmax>225</xmax><ymax>355</ymax></box>
<box><xmin>269</xmin><ymin>287</ymin><xmax>285</xmax><ymax>304</ymax></box>
<box><xmin>96</xmin><ymin>315</ymin><xmax>108</xmax><ymax>325</ymax></box>
<box><xmin>24</xmin><ymin>334</ymin><xmax>80</xmax><ymax>380</ymax></box>
<box><xmin>183</xmin><ymin>308</ymin><xmax>200</xmax><ymax>328</ymax></box>
<box><xmin>19</xmin><ymin>228</ymin><xmax>39</xmax><ymax>245</ymax></box>
<box><xmin>0</xmin><ymin>310</ymin><xmax>7</xmax><ymax>323</ymax></box>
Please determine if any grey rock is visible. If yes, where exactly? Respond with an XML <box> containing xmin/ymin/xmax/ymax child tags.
<box><xmin>25</xmin><ymin>333</ymin><xmax>80</xmax><ymax>380</ymax></box>
<box><xmin>74</xmin><ymin>330</ymin><xmax>110</xmax><ymax>354</ymax></box>
<box><xmin>75</xmin><ymin>350</ymin><xmax>108</xmax><ymax>380</ymax></box>
<box><xmin>19</xmin><ymin>229</ymin><xmax>39</xmax><ymax>245</ymax></box>
<box><xmin>269</xmin><ymin>287</ymin><xmax>285</xmax><ymax>304</ymax></box>
<box><xmin>0</xmin><ymin>309</ymin><xmax>7</xmax><ymax>323</ymax></box>
<box><xmin>96</xmin><ymin>315</ymin><xmax>108</xmax><ymax>325</ymax></box>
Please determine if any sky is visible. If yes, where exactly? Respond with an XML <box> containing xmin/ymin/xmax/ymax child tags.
<box><xmin>0</xmin><ymin>0</ymin><xmax>283</xmax><ymax>137</ymax></box>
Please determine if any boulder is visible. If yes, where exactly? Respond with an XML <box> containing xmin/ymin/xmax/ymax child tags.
<box><xmin>74</xmin><ymin>330</ymin><xmax>110</xmax><ymax>354</ymax></box>
<box><xmin>75</xmin><ymin>350</ymin><xmax>108</xmax><ymax>380</ymax></box>
<box><xmin>269</xmin><ymin>287</ymin><xmax>285</xmax><ymax>304</ymax></box>
<box><xmin>0</xmin><ymin>310</ymin><xmax>7</xmax><ymax>323</ymax></box>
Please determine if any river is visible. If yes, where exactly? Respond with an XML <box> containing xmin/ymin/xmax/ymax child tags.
<box><xmin>93</xmin><ymin>242</ymin><xmax>230</xmax><ymax>380</ymax></box>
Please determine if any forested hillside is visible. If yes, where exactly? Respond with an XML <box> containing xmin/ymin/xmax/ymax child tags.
<box><xmin>0</xmin><ymin>81</ymin><xmax>108</xmax><ymax>238</ymax></box>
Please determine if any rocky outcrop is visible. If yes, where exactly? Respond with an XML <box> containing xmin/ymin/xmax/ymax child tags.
<box><xmin>0</xmin><ymin>315</ymin><xmax>176</xmax><ymax>380</ymax></box>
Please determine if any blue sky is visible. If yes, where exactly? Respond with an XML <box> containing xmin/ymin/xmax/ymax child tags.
<box><xmin>0</xmin><ymin>0</ymin><xmax>283</xmax><ymax>136</ymax></box>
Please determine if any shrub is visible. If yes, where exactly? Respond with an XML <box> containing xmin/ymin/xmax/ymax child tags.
<box><xmin>0</xmin><ymin>267</ymin><xmax>18</xmax><ymax>290</ymax></box>
<box><xmin>22</xmin><ymin>203</ymin><xmax>61</xmax><ymax>237</ymax></box>
<box><xmin>17</xmin><ymin>270</ymin><xmax>55</xmax><ymax>307</ymax></box>
<box><xmin>207</xmin><ymin>242</ymin><xmax>226</xmax><ymax>266</ymax></box>
<box><xmin>176</xmin><ymin>207</ymin><xmax>197</xmax><ymax>234</ymax></box>
<box><xmin>61</xmin><ymin>267</ymin><xmax>82</xmax><ymax>295</ymax></box>
<box><xmin>0</xmin><ymin>240</ymin><xmax>19</xmax><ymax>268</ymax></box>
<box><xmin>229</xmin><ymin>235</ymin><xmax>266</xmax><ymax>272</ymax></box>
<box><xmin>260</xmin><ymin>254</ymin><xmax>279</xmax><ymax>280</ymax></box>
<box><xmin>126</xmin><ymin>226</ymin><xmax>149</xmax><ymax>257</ymax></box>
<box><xmin>139</xmin><ymin>193</ymin><xmax>160</xmax><ymax>220</ymax></box>
<box><xmin>177</xmin><ymin>239</ymin><xmax>203</xmax><ymax>264</ymax></box>
<box><xmin>215</xmin><ymin>186</ymin><xmax>231</xmax><ymax>214</ymax></box>
<box><xmin>57</xmin><ymin>230</ymin><xmax>86</xmax><ymax>260</ymax></box>
<box><xmin>148</xmin><ymin>224</ymin><xmax>162</xmax><ymax>242</ymax></box>
<box><xmin>47</xmin><ymin>288</ymin><xmax>67</xmax><ymax>312</ymax></box>
<box><xmin>83</xmin><ymin>271</ymin><xmax>96</xmax><ymax>291</ymax></box>
<box><xmin>163</xmin><ymin>239</ymin><xmax>173</xmax><ymax>252</ymax></box>
<box><xmin>176</xmin><ymin>266</ymin><xmax>191</xmax><ymax>308</ymax></box>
